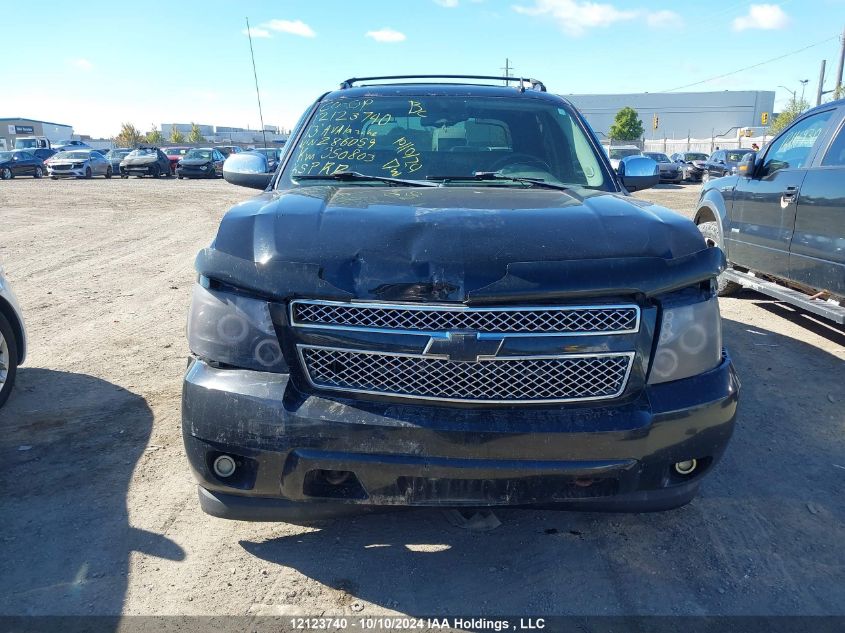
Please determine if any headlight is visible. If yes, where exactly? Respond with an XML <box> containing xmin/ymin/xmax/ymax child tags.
<box><xmin>648</xmin><ymin>294</ymin><xmax>722</xmax><ymax>384</ymax></box>
<box><xmin>187</xmin><ymin>281</ymin><xmax>288</xmax><ymax>373</ymax></box>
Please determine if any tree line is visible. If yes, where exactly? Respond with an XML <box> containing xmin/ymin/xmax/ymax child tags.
<box><xmin>112</xmin><ymin>122</ymin><xmax>206</xmax><ymax>148</ymax></box>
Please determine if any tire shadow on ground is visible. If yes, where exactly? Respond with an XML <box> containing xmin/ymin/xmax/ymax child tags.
<box><xmin>0</xmin><ymin>368</ymin><xmax>184</xmax><ymax>616</ymax></box>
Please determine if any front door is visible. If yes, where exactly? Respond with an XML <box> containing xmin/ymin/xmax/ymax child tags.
<box><xmin>727</xmin><ymin>109</ymin><xmax>834</xmax><ymax>279</ymax></box>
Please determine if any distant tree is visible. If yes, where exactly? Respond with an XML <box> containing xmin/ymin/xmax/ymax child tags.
<box><xmin>187</xmin><ymin>123</ymin><xmax>205</xmax><ymax>144</ymax></box>
<box><xmin>608</xmin><ymin>106</ymin><xmax>644</xmax><ymax>142</ymax></box>
<box><xmin>825</xmin><ymin>85</ymin><xmax>844</xmax><ymax>103</ymax></box>
<box><xmin>769</xmin><ymin>96</ymin><xmax>809</xmax><ymax>135</ymax></box>
<box><xmin>169</xmin><ymin>125</ymin><xmax>185</xmax><ymax>143</ymax></box>
<box><xmin>114</xmin><ymin>123</ymin><xmax>143</xmax><ymax>148</ymax></box>
<box><xmin>145</xmin><ymin>125</ymin><xmax>164</xmax><ymax>145</ymax></box>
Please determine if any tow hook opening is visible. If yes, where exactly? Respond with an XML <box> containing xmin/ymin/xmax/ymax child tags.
<box><xmin>303</xmin><ymin>469</ymin><xmax>367</xmax><ymax>500</ymax></box>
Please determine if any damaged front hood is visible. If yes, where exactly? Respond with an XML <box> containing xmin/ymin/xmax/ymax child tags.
<box><xmin>198</xmin><ymin>186</ymin><xmax>723</xmax><ymax>302</ymax></box>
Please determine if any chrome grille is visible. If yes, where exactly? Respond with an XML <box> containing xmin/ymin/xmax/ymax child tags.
<box><xmin>298</xmin><ymin>346</ymin><xmax>634</xmax><ymax>403</ymax></box>
<box><xmin>291</xmin><ymin>301</ymin><xmax>639</xmax><ymax>336</ymax></box>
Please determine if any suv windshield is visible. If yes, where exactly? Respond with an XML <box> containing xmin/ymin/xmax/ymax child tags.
<box><xmin>725</xmin><ymin>150</ymin><xmax>752</xmax><ymax>162</ymax></box>
<box><xmin>283</xmin><ymin>96</ymin><xmax>606</xmax><ymax>189</ymax></box>
<box><xmin>684</xmin><ymin>153</ymin><xmax>708</xmax><ymax>161</ymax></box>
<box><xmin>128</xmin><ymin>148</ymin><xmax>156</xmax><ymax>157</ymax></box>
<box><xmin>645</xmin><ymin>153</ymin><xmax>669</xmax><ymax>162</ymax></box>
<box><xmin>608</xmin><ymin>148</ymin><xmax>640</xmax><ymax>159</ymax></box>
<box><xmin>186</xmin><ymin>149</ymin><xmax>213</xmax><ymax>160</ymax></box>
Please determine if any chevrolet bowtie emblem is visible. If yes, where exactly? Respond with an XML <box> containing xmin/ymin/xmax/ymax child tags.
<box><xmin>423</xmin><ymin>332</ymin><xmax>504</xmax><ymax>362</ymax></box>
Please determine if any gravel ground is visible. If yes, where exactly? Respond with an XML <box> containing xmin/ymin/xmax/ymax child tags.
<box><xmin>0</xmin><ymin>178</ymin><xmax>843</xmax><ymax>619</ymax></box>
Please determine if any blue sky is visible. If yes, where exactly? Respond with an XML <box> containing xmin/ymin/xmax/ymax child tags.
<box><xmin>4</xmin><ymin>0</ymin><xmax>843</xmax><ymax>138</ymax></box>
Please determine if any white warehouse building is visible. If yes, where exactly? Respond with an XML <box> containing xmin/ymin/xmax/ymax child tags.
<box><xmin>565</xmin><ymin>90</ymin><xmax>776</xmax><ymax>142</ymax></box>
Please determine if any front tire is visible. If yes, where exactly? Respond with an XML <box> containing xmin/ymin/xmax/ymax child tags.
<box><xmin>34</xmin><ymin>166</ymin><xmax>43</xmax><ymax>179</ymax></box>
<box><xmin>85</xmin><ymin>166</ymin><xmax>92</xmax><ymax>179</ymax></box>
<box><xmin>702</xmin><ymin>171</ymin><xmax>710</xmax><ymax>183</ymax></box>
<box><xmin>0</xmin><ymin>311</ymin><xmax>19</xmax><ymax>409</ymax></box>
<box><xmin>698</xmin><ymin>221</ymin><xmax>741</xmax><ymax>296</ymax></box>
<box><xmin>1</xmin><ymin>167</ymin><xmax>12</xmax><ymax>180</ymax></box>
<box><xmin>151</xmin><ymin>164</ymin><xmax>161</xmax><ymax>178</ymax></box>
<box><xmin>105</xmin><ymin>166</ymin><xmax>112</xmax><ymax>179</ymax></box>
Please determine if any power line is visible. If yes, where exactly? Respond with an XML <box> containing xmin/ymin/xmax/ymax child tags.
<box><xmin>661</xmin><ymin>34</ymin><xmax>839</xmax><ymax>93</ymax></box>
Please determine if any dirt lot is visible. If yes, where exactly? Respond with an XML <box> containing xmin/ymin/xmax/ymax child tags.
<box><xmin>0</xmin><ymin>178</ymin><xmax>843</xmax><ymax>619</ymax></box>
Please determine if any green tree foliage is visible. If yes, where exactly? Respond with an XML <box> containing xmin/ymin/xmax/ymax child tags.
<box><xmin>169</xmin><ymin>125</ymin><xmax>185</xmax><ymax>144</ymax></box>
<box><xmin>608</xmin><ymin>106</ymin><xmax>644</xmax><ymax>141</ymax></box>
<box><xmin>145</xmin><ymin>125</ymin><xmax>164</xmax><ymax>145</ymax></box>
<box><xmin>769</xmin><ymin>96</ymin><xmax>809</xmax><ymax>135</ymax></box>
<box><xmin>187</xmin><ymin>123</ymin><xmax>205</xmax><ymax>144</ymax></box>
<box><xmin>114</xmin><ymin>123</ymin><xmax>143</xmax><ymax>148</ymax></box>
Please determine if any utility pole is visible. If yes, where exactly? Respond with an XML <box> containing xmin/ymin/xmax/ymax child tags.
<box><xmin>817</xmin><ymin>60</ymin><xmax>827</xmax><ymax>106</ymax></box>
<box><xmin>836</xmin><ymin>24</ymin><xmax>845</xmax><ymax>95</ymax></box>
<box><xmin>799</xmin><ymin>79</ymin><xmax>809</xmax><ymax>103</ymax></box>
<box><xmin>501</xmin><ymin>58</ymin><xmax>514</xmax><ymax>86</ymax></box>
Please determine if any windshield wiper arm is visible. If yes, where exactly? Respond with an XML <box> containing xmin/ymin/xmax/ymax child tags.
<box><xmin>295</xmin><ymin>171</ymin><xmax>437</xmax><ymax>187</ymax></box>
<box><xmin>426</xmin><ymin>171</ymin><xmax>573</xmax><ymax>192</ymax></box>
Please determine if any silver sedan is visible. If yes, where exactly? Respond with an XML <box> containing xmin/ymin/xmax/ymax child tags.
<box><xmin>47</xmin><ymin>149</ymin><xmax>113</xmax><ymax>179</ymax></box>
<box><xmin>0</xmin><ymin>264</ymin><xmax>26</xmax><ymax>408</ymax></box>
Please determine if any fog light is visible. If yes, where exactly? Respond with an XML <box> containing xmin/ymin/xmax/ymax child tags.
<box><xmin>213</xmin><ymin>454</ymin><xmax>237</xmax><ymax>478</ymax></box>
<box><xmin>674</xmin><ymin>459</ymin><xmax>697</xmax><ymax>475</ymax></box>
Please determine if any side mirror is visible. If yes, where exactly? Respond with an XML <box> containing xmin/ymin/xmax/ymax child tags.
<box><xmin>736</xmin><ymin>152</ymin><xmax>757</xmax><ymax>178</ymax></box>
<box><xmin>618</xmin><ymin>155</ymin><xmax>660</xmax><ymax>192</ymax></box>
<box><xmin>222</xmin><ymin>152</ymin><xmax>272</xmax><ymax>190</ymax></box>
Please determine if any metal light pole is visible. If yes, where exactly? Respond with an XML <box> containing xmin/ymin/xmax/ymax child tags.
<box><xmin>799</xmin><ymin>79</ymin><xmax>809</xmax><ymax>103</ymax></box>
<box><xmin>778</xmin><ymin>85</ymin><xmax>797</xmax><ymax>100</ymax></box>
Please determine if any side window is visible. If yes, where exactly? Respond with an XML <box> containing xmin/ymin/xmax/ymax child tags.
<box><xmin>761</xmin><ymin>110</ymin><xmax>833</xmax><ymax>178</ymax></box>
<box><xmin>711</xmin><ymin>151</ymin><xmax>721</xmax><ymax>162</ymax></box>
<box><xmin>821</xmin><ymin>117</ymin><xmax>845</xmax><ymax>166</ymax></box>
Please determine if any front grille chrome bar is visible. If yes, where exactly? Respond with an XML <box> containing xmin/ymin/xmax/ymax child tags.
<box><xmin>290</xmin><ymin>300</ymin><xmax>640</xmax><ymax>337</ymax></box>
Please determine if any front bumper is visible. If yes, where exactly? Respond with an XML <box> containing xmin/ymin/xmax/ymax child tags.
<box><xmin>120</xmin><ymin>164</ymin><xmax>154</xmax><ymax>176</ymax></box>
<box><xmin>177</xmin><ymin>165</ymin><xmax>215</xmax><ymax>178</ymax></box>
<box><xmin>48</xmin><ymin>166</ymin><xmax>86</xmax><ymax>177</ymax></box>
<box><xmin>182</xmin><ymin>355</ymin><xmax>739</xmax><ymax>520</ymax></box>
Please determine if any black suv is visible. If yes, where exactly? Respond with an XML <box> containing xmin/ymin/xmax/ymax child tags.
<box><xmin>182</xmin><ymin>75</ymin><xmax>739</xmax><ymax>521</ymax></box>
<box><xmin>696</xmin><ymin>99</ymin><xmax>845</xmax><ymax>324</ymax></box>
<box><xmin>702</xmin><ymin>148</ymin><xmax>755</xmax><ymax>182</ymax></box>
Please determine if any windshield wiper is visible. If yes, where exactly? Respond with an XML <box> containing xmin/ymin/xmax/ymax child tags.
<box><xmin>294</xmin><ymin>171</ymin><xmax>437</xmax><ymax>187</ymax></box>
<box><xmin>426</xmin><ymin>171</ymin><xmax>573</xmax><ymax>192</ymax></box>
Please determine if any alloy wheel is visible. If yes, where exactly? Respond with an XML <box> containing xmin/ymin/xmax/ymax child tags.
<box><xmin>0</xmin><ymin>330</ymin><xmax>8</xmax><ymax>390</ymax></box>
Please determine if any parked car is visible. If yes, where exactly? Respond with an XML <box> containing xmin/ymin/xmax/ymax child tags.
<box><xmin>216</xmin><ymin>145</ymin><xmax>243</xmax><ymax>157</ymax></box>
<box><xmin>103</xmin><ymin>148</ymin><xmax>132</xmax><ymax>173</ymax></box>
<box><xmin>702</xmin><ymin>148</ymin><xmax>755</xmax><ymax>182</ymax></box>
<box><xmin>671</xmin><ymin>152</ymin><xmax>709</xmax><ymax>182</ymax></box>
<box><xmin>251</xmin><ymin>147</ymin><xmax>282</xmax><ymax>172</ymax></box>
<box><xmin>119</xmin><ymin>146</ymin><xmax>171</xmax><ymax>178</ymax></box>
<box><xmin>182</xmin><ymin>74</ymin><xmax>737</xmax><ymax>522</ymax></box>
<box><xmin>176</xmin><ymin>148</ymin><xmax>225</xmax><ymax>179</ymax></box>
<box><xmin>29</xmin><ymin>148</ymin><xmax>56</xmax><ymax>162</ymax></box>
<box><xmin>54</xmin><ymin>140</ymin><xmax>91</xmax><ymax>151</ymax></box>
<box><xmin>162</xmin><ymin>147</ymin><xmax>191</xmax><ymax>175</ymax></box>
<box><xmin>0</xmin><ymin>151</ymin><xmax>46</xmax><ymax>179</ymax></box>
<box><xmin>606</xmin><ymin>145</ymin><xmax>641</xmax><ymax>171</ymax></box>
<box><xmin>695</xmin><ymin>98</ymin><xmax>844</xmax><ymax>324</ymax></box>
<box><xmin>0</xmin><ymin>263</ymin><xmax>27</xmax><ymax>409</ymax></box>
<box><xmin>47</xmin><ymin>149</ymin><xmax>112</xmax><ymax>179</ymax></box>
<box><xmin>643</xmin><ymin>152</ymin><xmax>682</xmax><ymax>183</ymax></box>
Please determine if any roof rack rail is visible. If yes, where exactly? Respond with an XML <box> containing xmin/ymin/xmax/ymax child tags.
<box><xmin>339</xmin><ymin>75</ymin><xmax>547</xmax><ymax>93</ymax></box>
